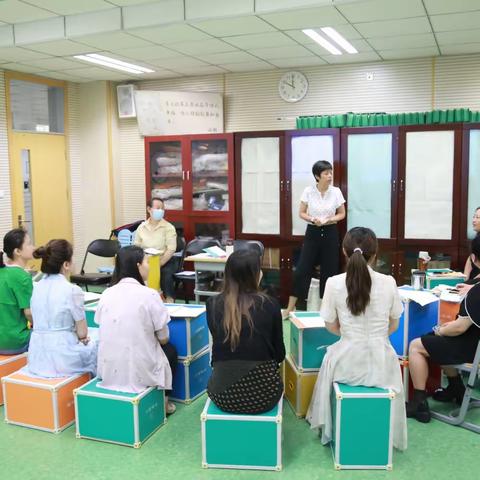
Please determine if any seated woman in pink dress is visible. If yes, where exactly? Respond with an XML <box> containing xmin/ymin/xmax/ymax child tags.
<box><xmin>95</xmin><ymin>246</ymin><xmax>177</xmax><ymax>415</ymax></box>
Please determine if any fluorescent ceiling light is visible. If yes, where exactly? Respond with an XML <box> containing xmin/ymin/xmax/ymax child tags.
<box><xmin>73</xmin><ymin>54</ymin><xmax>154</xmax><ymax>74</ymax></box>
<box><xmin>302</xmin><ymin>28</ymin><xmax>342</xmax><ymax>55</ymax></box>
<box><xmin>321</xmin><ymin>27</ymin><xmax>358</xmax><ymax>54</ymax></box>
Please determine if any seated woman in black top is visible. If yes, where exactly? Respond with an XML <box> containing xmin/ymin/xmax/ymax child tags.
<box><xmin>463</xmin><ymin>234</ymin><xmax>480</xmax><ymax>283</ymax></box>
<box><xmin>407</xmin><ymin>283</ymin><xmax>480</xmax><ymax>423</ymax></box>
<box><xmin>206</xmin><ymin>250</ymin><xmax>286</xmax><ymax>414</ymax></box>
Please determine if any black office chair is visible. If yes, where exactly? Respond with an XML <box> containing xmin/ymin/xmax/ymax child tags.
<box><xmin>233</xmin><ymin>240</ymin><xmax>265</xmax><ymax>258</ymax></box>
<box><xmin>174</xmin><ymin>238</ymin><xmax>222</xmax><ymax>302</ymax></box>
<box><xmin>70</xmin><ymin>239</ymin><xmax>120</xmax><ymax>291</ymax></box>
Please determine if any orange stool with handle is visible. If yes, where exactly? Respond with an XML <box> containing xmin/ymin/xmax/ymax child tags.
<box><xmin>0</xmin><ymin>353</ymin><xmax>27</xmax><ymax>405</ymax></box>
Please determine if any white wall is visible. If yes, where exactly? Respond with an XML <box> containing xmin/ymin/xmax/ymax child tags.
<box><xmin>0</xmin><ymin>71</ymin><xmax>12</xmax><ymax>241</ymax></box>
<box><xmin>116</xmin><ymin>54</ymin><xmax>480</xmax><ymax>225</ymax></box>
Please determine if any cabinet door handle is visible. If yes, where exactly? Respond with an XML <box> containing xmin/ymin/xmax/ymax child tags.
<box><xmin>391</xmin><ymin>264</ymin><xmax>395</xmax><ymax>275</ymax></box>
<box><xmin>398</xmin><ymin>263</ymin><xmax>402</xmax><ymax>276</ymax></box>
<box><xmin>182</xmin><ymin>170</ymin><xmax>185</xmax><ymax>181</ymax></box>
<box><xmin>280</xmin><ymin>257</ymin><xmax>284</xmax><ymax>269</ymax></box>
<box><xmin>286</xmin><ymin>180</ymin><xmax>290</xmax><ymax>193</ymax></box>
<box><xmin>400</xmin><ymin>180</ymin><xmax>404</xmax><ymax>192</ymax></box>
<box><xmin>392</xmin><ymin>179</ymin><xmax>396</xmax><ymax>193</ymax></box>
<box><xmin>280</xmin><ymin>180</ymin><xmax>284</xmax><ymax>192</ymax></box>
<box><xmin>187</xmin><ymin>170</ymin><xmax>190</xmax><ymax>181</ymax></box>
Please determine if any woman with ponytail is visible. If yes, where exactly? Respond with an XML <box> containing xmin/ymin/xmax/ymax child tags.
<box><xmin>206</xmin><ymin>250</ymin><xmax>285</xmax><ymax>414</ymax></box>
<box><xmin>306</xmin><ymin>227</ymin><xmax>407</xmax><ymax>451</ymax></box>
<box><xmin>22</xmin><ymin>240</ymin><xmax>97</xmax><ymax>377</ymax></box>
<box><xmin>0</xmin><ymin>228</ymin><xmax>34</xmax><ymax>354</ymax></box>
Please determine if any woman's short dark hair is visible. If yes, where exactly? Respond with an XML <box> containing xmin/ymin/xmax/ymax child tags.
<box><xmin>33</xmin><ymin>240</ymin><xmax>73</xmax><ymax>274</ymax></box>
<box><xmin>312</xmin><ymin>160</ymin><xmax>333</xmax><ymax>180</ymax></box>
<box><xmin>113</xmin><ymin>246</ymin><xmax>145</xmax><ymax>285</ymax></box>
<box><xmin>342</xmin><ymin>227</ymin><xmax>378</xmax><ymax>316</ymax></box>
<box><xmin>0</xmin><ymin>228</ymin><xmax>28</xmax><ymax>268</ymax></box>
<box><xmin>147</xmin><ymin>197</ymin><xmax>164</xmax><ymax>208</ymax></box>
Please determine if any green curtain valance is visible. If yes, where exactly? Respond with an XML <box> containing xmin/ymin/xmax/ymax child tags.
<box><xmin>296</xmin><ymin>108</ymin><xmax>480</xmax><ymax>129</ymax></box>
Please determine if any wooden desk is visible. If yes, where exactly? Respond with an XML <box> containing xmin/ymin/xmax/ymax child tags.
<box><xmin>184</xmin><ymin>254</ymin><xmax>227</xmax><ymax>303</ymax></box>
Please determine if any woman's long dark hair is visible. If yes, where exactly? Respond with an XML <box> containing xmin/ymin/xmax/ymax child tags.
<box><xmin>343</xmin><ymin>227</ymin><xmax>378</xmax><ymax>316</ymax></box>
<box><xmin>220</xmin><ymin>250</ymin><xmax>264</xmax><ymax>351</ymax></box>
<box><xmin>112</xmin><ymin>246</ymin><xmax>145</xmax><ymax>285</ymax></box>
<box><xmin>33</xmin><ymin>240</ymin><xmax>73</xmax><ymax>274</ymax></box>
<box><xmin>0</xmin><ymin>228</ymin><xmax>28</xmax><ymax>268</ymax></box>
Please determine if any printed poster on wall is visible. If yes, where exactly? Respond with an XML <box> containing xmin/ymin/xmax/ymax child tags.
<box><xmin>134</xmin><ymin>90</ymin><xmax>224</xmax><ymax>136</ymax></box>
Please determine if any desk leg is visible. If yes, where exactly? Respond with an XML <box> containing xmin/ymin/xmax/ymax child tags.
<box><xmin>195</xmin><ymin>267</ymin><xmax>200</xmax><ymax>303</ymax></box>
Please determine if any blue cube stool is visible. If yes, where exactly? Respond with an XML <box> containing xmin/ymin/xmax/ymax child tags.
<box><xmin>201</xmin><ymin>397</ymin><xmax>283</xmax><ymax>471</ymax></box>
<box><xmin>171</xmin><ymin>347</ymin><xmax>211</xmax><ymax>404</ymax></box>
<box><xmin>390</xmin><ymin>292</ymin><xmax>438</xmax><ymax>358</ymax></box>
<box><xmin>166</xmin><ymin>304</ymin><xmax>208</xmax><ymax>360</ymax></box>
<box><xmin>331</xmin><ymin>383</ymin><xmax>394</xmax><ymax>470</ymax></box>
<box><xmin>289</xmin><ymin>312</ymin><xmax>339</xmax><ymax>371</ymax></box>
<box><xmin>74</xmin><ymin>378</ymin><xmax>166</xmax><ymax>448</ymax></box>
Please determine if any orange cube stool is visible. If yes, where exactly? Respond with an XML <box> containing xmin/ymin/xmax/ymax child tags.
<box><xmin>2</xmin><ymin>372</ymin><xmax>90</xmax><ymax>433</ymax></box>
<box><xmin>0</xmin><ymin>353</ymin><xmax>27</xmax><ymax>405</ymax></box>
<box><xmin>439</xmin><ymin>299</ymin><xmax>461</xmax><ymax>325</ymax></box>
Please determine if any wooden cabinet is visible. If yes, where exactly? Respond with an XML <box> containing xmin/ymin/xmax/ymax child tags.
<box><xmin>145</xmin><ymin>133</ymin><xmax>235</xmax><ymax>242</ymax></box>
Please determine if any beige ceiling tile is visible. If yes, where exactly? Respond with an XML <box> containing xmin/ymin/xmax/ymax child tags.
<box><xmin>436</xmin><ymin>30</ymin><xmax>480</xmax><ymax>46</ymax></box>
<box><xmin>379</xmin><ymin>46</ymin><xmax>439</xmax><ymax>59</ymax></box>
<box><xmin>354</xmin><ymin>17</ymin><xmax>431</xmax><ymax>38</ymax></box>
<box><xmin>109</xmin><ymin>45</ymin><xmax>179</xmax><ymax>60</ymax></box>
<box><xmin>337</xmin><ymin>0</ymin><xmax>425</xmax><ymax>23</ymax></box>
<box><xmin>424</xmin><ymin>0</ymin><xmax>480</xmax><ymax>15</ymax></box>
<box><xmin>170</xmin><ymin>65</ymin><xmax>228</xmax><ymax>75</ymax></box>
<box><xmin>285</xmin><ymin>25</ymin><xmax>362</xmax><ymax>45</ymax></box>
<box><xmin>440</xmin><ymin>43</ymin><xmax>480</xmax><ymax>55</ymax></box>
<box><xmin>128</xmin><ymin>24</ymin><xmax>212</xmax><ymax>44</ymax></box>
<box><xmin>248</xmin><ymin>45</ymin><xmax>315</xmax><ymax>60</ymax></box>
<box><xmin>68</xmin><ymin>66</ymin><xmax>132</xmax><ymax>81</ymax></box>
<box><xmin>306</xmin><ymin>38</ymin><xmax>373</xmax><ymax>56</ymax></box>
<box><xmin>122</xmin><ymin>1</ymin><xmax>184</xmax><ymax>29</ymax></box>
<box><xmin>148</xmin><ymin>56</ymin><xmax>208</xmax><ymax>69</ymax></box>
<box><xmin>23</xmin><ymin>57</ymin><xmax>87</xmax><ymax>70</ymax></box>
<box><xmin>259</xmin><ymin>5</ymin><xmax>346</xmax><ymax>29</ymax></box>
<box><xmin>368</xmin><ymin>33</ymin><xmax>436</xmax><ymax>50</ymax></box>
<box><xmin>1</xmin><ymin>62</ymin><xmax>47</xmax><ymax>73</ymax></box>
<box><xmin>22</xmin><ymin>0</ymin><xmax>113</xmax><ymax>15</ymax></box>
<box><xmin>170</xmin><ymin>38</ymin><xmax>237</xmax><ymax>55</ymax></box>
<box><xmin>0</xmin><ymin>25</ymin><xmax>13</xmax><ymax>47</ymax></box>
<box><xmin>108</xmin><ymin>0</ymin><xmax>154</xmax><ymax>5</ymax></box>
<box><xmin>269</xmin><ymin>56</ymin><xmax>327</xmax><ymax>68</ymax></box>
<box><xmin>66</xmin><ymin>8</ymin><xmax>121</xmax><ymax>37</ymax></box>
<box><xmin>134</xmin><ymin>70</ymin><xmax>181</xmax><ymax>79</ymax></box>
<box><xmin>191</xmin><ymin>16</ymin><xmax>275</xmax><ymax>37</ymax></box>
<box><xmin>75</xmin><ymin>32</ymin><xmax>154</xmax><ymax>50</ymax></box>
<box><xmin>256</xmin><ymin>0</ymin><xmax>332</xmax><ymax>12</ymax></box>
<box><xmin>222</xmin><ymin>32</ymin><xmax>295</xmax><ymax>50</ymax></box>
<box><xmin>36</xmin><ymin>70</ymin><xmax>92</xmax><ymax>82</ymax></box>
<box><xmin>21</xmin><ymin>40</ymin><xmax>99</xmax><ymax>56</ymax></box>
<box><xmin>431</xmin><ymin>11</ymin><xmax>480</xmax><ymax>32</ymax></box>
<box><xmin>220</xmin><ymin>60</ymin><xmax>275</xmax><ymax>72</ymax></box>
<box><xmin>0</xmin><ymin>46</ymin><xmax>52</xmax><ymax>61</ymax></box>
<box><xmin>321</xmin><ymin>51</ymin><xmax>382</xmax><ymax>64</ymax></box>
<box><xmin>185</xmin><ymin>0</ymin><xmax>254</xmax><ymax>20</ymax></box>
<box><xmin>201</xmin><ymin>51</ymin><xmax>260</xmax><ymax>64</ymax></box>
<box><xmin>0</xmin><ymin>0</ymin><xmax>58</xmax><ymax>23</ymax></box>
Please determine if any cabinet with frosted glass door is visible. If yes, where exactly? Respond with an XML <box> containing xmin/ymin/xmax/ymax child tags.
<box><xmin>145</xmin><ymin>133</ymin><xmax>235</xmax><ymax>243</ymax></box>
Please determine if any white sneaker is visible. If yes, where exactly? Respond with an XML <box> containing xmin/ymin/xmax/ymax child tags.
<box><xmin>166</xmin><ymin>401</ymin><xmax>176</xmax><ymax>415</ymax></box>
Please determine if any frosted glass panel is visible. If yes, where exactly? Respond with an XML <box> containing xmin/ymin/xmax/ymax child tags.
<box><xmin>241</xmin><ymin>137</ymin><xmax>280</xmax><ymax>234</ymax></box>
<box><xmin>468</xmin><ymin>130</ymin><xmax>480</xmax><ymax>239</ymax></box>
<box><xmin>291</xmin><ymin>135</ymin><xmax>334</xmax><ymax>236</ymax></box>
<box><xmin>404</xmin><ymin>131</ymin><xmax>454</xmax><ymax>240</ymax></box>
<box><xmin>347</xmin><ymin>133</ymin><xmax>392</xmax><ymax>238</ymax></box>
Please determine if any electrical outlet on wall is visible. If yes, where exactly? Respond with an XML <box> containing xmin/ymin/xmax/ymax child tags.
<box><xmin>366</xmin><ymin>72</ymin><xmax>374</xmax><ymax>81</ymax></box>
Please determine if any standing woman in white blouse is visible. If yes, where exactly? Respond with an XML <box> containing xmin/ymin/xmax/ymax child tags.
<box><xmin>284</xmin><ymin>161</ymin><xmax>346</xmax><ymax>317</ymax></box>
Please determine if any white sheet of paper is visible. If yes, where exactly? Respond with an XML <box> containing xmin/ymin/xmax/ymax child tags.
<box><xmin>177</xmin><ymin>270</ymin><xmax>196</xmax><ymax>276</ymax></box>
<box><xmin>292</xmin><ymin>313</ymin><xmax>327</xmax><ymax>328</ymax></box>
<box><xmin>398</xmin><ymin>288</ymin><xmax>439</xmax><ymax>307</ymax></box>
<box><xmin>203</xmin><ymin>246</ymin><xmax>226</xmax><ymax>257</ymax></box>
<box><xmin>84</xmin><ymin>292</ymin><xmax>101</xmax><ymax>303</ymax></box>
<box><xmin>170</xmin><ymin>306</ymin><xmax>206</xmax><ymax>318</ymax></box>
<box><xmin>144</xmin><ymin>247</ymin><xmax>161</xmax><ymax>255</ymax></box>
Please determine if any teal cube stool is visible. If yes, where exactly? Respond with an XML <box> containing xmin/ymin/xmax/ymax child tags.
<box><xmin>201</xmin><ymin>397</ymin><xmax>283</xmax><ymax>471</ymax></box>
<box><xmin>290</xmin><ymin>312</ymin><xmax>338</xmax><ymax>371</ymax></box>
<box><xmin>74</xmin><ymin>378</ymin><xmax>166</xmax><ymax>448</ymax></box>
<box><xmin>84</xmin><ymin>302</ymin><xmax>98</xmax><ymax>328</ymax></box>
<box><xmin>331</xmin><ymin>383</ymin><xmax>394</xmax><ymax>470</ymax></box>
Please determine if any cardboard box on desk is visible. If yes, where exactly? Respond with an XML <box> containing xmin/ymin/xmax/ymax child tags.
<box><xmin>389</xmin><ymin>289</ymin><xmax>439</xmax><ymax>358</ymax></box>
<box><xmin>166</xmin><ymin>304</ymin><xmax>208</xmax><ymax>360</ymax></box>
<box><xmin>289</xmin><ymin>311</ymin><xmax>339</xmax><ymax>372</ymax></box>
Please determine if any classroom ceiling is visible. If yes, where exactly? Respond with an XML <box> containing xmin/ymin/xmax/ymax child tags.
<box><xmin>0</xmin><ymin>0</ymin><xmax>480</xmax><ymax>82</ymax></box>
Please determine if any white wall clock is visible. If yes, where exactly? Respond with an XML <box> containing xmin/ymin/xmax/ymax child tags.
<box><xmin>278</xmin><ymin>71</ymin><xmax>308</xmax><ymax>103</ymax></box>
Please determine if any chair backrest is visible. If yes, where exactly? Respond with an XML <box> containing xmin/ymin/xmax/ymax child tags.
<box><xmin>185</xmin><ymin>238</ymin><xmax>222</xmax><ymax>256</ymax></box>
<box><xmin>87</xmin><ymin>239</ymin><xmax>121</xmax><ymax>258</ymax></box>
<box><xmin>233</xmin><ymin>240</ymin><xmax>265</xmax><ymax>258</ymax></box>
<box><xmin>110</xmin><ymin>220</ymin><xmax>143</xmax><ymax>238</ymax></box>
<box><xmin>117</xmin><ymin>229</ymin><xmax>133</xmax><ymax>248</ymax></box>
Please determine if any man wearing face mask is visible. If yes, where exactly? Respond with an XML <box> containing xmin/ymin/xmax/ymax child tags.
<box><xmin>134</xmin><ymin>197</ymin><xmax>177</xmax><ymax>303</ymax></box>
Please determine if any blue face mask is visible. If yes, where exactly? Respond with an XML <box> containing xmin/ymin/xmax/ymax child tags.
<box><xmin>151</xmin><ymin>209</ymin><xmax>165</xmax><ymax>221</ymax></box>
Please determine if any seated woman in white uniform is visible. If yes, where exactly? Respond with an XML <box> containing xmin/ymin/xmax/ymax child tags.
<box><xmin>23</xmin><ymin>240</ymin><xmax>97</xmax><ymax>378</ymax></box>
<box><xmin>306</xmin><ymin>227</ymin><xmax>407</xmax><ymax>451</ymax></box>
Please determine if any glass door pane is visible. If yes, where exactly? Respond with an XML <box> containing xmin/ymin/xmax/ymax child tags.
<box><xmin>191</xmin><ymin>139</ymin><xmax>229</xmax><ymax>211</ymax></box>
<box><xmin>20</xmin><ymin>149</ymin><xmax>34</xmax><ymax>243</ymax></box>
<box><xmin>241</xmin><ymin>137</ymin><xmax>280</xmax><ymax>235</ymax></box>
<box><xmin>194</xmin><ymin>222</ymin><xmax>230</xmax><ymax>245</ymax></box>
<box><xmin>291</xmin><ymin>135</ymin><xmax>334</xmax><ymax>236</ymax></box>
<box><xmin>347</xmin><ymin>133</ymin><xmax>393</xmax><ymax>238</ymax></box>
<box><xmin>404</xmin><ymin>131</ymin><xmax>455</xmax><ymax>240</ymax></box>
<box><xmin>149</xmin><ymin>141</ymin><xmax>183</xmax><ymax>211</ymax></box>
<box><xmin>467</xmin><ymin>130</ymin><xmax>480</xmax><ymax>239</ymax></box>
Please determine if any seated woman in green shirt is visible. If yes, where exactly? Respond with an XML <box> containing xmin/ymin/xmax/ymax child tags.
<box><xmin>0</xmin><ymin>228</ymin><xmax>35</xmax><ymax>354</ymax></box>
